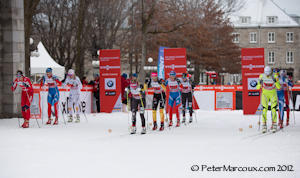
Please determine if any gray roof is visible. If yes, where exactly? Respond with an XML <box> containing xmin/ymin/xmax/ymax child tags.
<box><xmin>229</xmin><ymin>0</ymin><xmax>299</xmax><ymax>28</ymax></box>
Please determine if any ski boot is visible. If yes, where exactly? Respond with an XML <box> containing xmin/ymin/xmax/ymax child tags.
<box><xmin>141</xmin><ymin>126</ymin><xmax>146</xmax><ymax>134</ymax></box>
<box><xmin>46</xmin><ymin>118</ymin><xmax>52</xmax><ymax>124</ymax></box>
<box><xmin>272</xmin><ymin>123</ymin><xmax>277</xmax><ymax>133</ymax></box>
<box><xmin>182</xmin><ymin>116</ymin><xmax>186</xmax><ymax>123</ymax></box>
<box><xmin>75</xmin><ymin>115</ymin><xmax>80</xmax><ymax>123</ymax></box>
<box><xmin>262</xmin><ymin>123</ymin><xmax>267</xmax><ymax>133</ymax></box>
<box><xmin>68</xmin><ymin>116</ymin><xmax>73</xmax><ymax>122</ymax></box>
<box><xmin>169</xmin><ymin>120</ymin><xmax>173</xmax><ymax>127</ymax></box>
<box><xmin>189</xmin><ymin>116</ymin><xmax>193</xmax><ymax>123</ymax></box>
<box><xmin>160</xmin><ymin>123</ymin><xmax>164</xmax><ymax>131</ymax></box>
<box><xmin>286</xmin><ymin>118</ymin><xmax>289</xmax><ymax>126</ymax></box>
<box><xmin>131</xmin><ymin>126</ymin><xmax>137</xmax><ymax>134</ymax></box>
<box><xmin>152</xmin><ymin>122</ymin><xmax>157</xmax><ymax>130</ymax></box>
<box><xmin>53</xmin><ymin>119</ymin><xmax>58</xmax><ymax>125</ymax></box>
<box><xmin>22</xmin><ymin>121</ymin><xmax>29</xmax><ymax>128</ymax></box>
<box><xmin>176</xmin><ymin>119</ymin><xmax>180</xmax><ymax>127</ymax></box>
<box><xmin>278</xmin><ymin>120</ymin><xmax>283</xmax><ymax>130</ymax></box>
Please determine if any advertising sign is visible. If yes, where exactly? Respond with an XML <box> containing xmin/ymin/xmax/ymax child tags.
<box><xmin>241</xmin><ymin>48</ymin><xmax>265</xmax><ymax>115</ymax></box>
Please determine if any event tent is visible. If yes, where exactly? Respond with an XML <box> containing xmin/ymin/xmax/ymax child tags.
<box><xmin>30</xmin><ymin>42</ymin><xmax>65</xmax><ymax>80</ymax></box>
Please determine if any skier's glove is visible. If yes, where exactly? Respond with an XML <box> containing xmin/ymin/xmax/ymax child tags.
<box><xmin>23</xmin><ymin>82</ymin><xmax>29</xmax><ymax>88</ymax></box>
<box><xmin>52</xmin><ymin>76</ymin><xmax>56</xmax><ymax>81</ymax></box>
<box><xmin>11</xmin><ymin>82</ymin><xmax>14</xmax><ymax>87</ymax></box>
<box><xmin>125</xmin><ymin>88</ymin><xmax>129</xmax><ymax>93</ymax></box>
<box><xmin>272</xmin><ymin>77</ymin><xmax>277</xmax><ymax>83</ymax></box>
<box><xmin>259</xmin><ymin>80</ymin><xmax>263</xmax><ymax>85</ymax></box>
<box><xmin>145</xmin><ymin>78</ymin><xmax>149</xmax><ymax>84</ymax></box>
<box><xmin>175</xmin><ymin>78</ymin><xmax>181</xmax><ymax>83</ymax></box>
<box><xmin>158</xmin><ymin>79</ymin><xmax>162</xmax><ymax>84</ymax></box>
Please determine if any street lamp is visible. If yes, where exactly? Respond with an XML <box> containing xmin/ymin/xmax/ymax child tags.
<box><xmin>30</xmin><ymin>38</ymin><xmax>40</xmax><ymax>57</ymax></box>
<box><xmin>148</xmin><ymin>57</ymin><xmax>153</xmax><ymax>63</ymax></box>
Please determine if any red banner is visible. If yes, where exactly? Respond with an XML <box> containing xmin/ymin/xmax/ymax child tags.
<box><xmin>241</xmin><ymin>48</ymin><xmax>265</xmax><ymax>115</ymax></box>
<box><xmin>99</xmin><ymin>49</ymin><xmax>121</xmax><ymax>113</ymax></box>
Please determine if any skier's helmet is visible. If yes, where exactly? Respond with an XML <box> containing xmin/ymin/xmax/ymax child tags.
<box><xmin>151</xmin><ymin>72</ymin><xmax>158</xmax><ymax>78</ymax></box>
<box><xmin>169</xmin><ymin>71</ymin><xmax>176</xmax><ymax>77</ymax></box>
<box><xmin>68</xmin><ymin>69</ymin><xmax>75</xmax><ymax>76</ymax></box>
<box><xmin>16</xmin><ymin>70</ymin><xmax>23</xmax><ymax>77</ymax></box>
<box><xmin>280</xmin><ymin>70</ymin><xmax>287</xmax><ymax>76</ymax></box>
<box><xmin>46</xmin><ymin>68</ymin><xmax>52</xmax><ymax>73</ymax></box>
<box><xmin>273</xmin><ymin>68</ymin><xmax>279</xmax><ymax>75</ymax></box>
<box><xmin>264</xmin><ymin>66</ymin><xmax>272</xmax><ymax>76</ymax></box>
<box><xmin>182</xmin><ymin>73</ymin><xmax>187</xmax><ymax>79</ymax></box>
<box><xmin>130</xmin><ymin>78</ymin><xmax>138</xmax><ymax>88</ymax></box>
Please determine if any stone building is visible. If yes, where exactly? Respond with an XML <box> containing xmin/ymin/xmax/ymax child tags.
<box><xmin>0</xmin><ymin>0</ymin><xmax>25</xmax><ymax>118</ymax></box>
<box><xmin>229</xmin><ymin>0</ymin><xmax>300</xmax><ymax>84</ymax></box>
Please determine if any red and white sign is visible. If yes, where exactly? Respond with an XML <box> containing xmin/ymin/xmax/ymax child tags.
<box><xmin>241</xmin><ymin>48</ymin><xmax>265</xmax><ymax>115</ymax></box>
<box><xmin>99</xmin><ymin>49</ymin><xmax>122</xmax><ymax>113</ymax></box>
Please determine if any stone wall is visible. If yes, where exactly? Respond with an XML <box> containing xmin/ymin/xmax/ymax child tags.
<box><xmin>0</xmin><ymin>0</ymin><xmax>25</xmax><ymax>118</ymax></box>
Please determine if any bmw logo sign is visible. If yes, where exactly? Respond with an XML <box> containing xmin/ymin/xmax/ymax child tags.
<box><xmin>107</xmin><ymin>80</ymin><xmax>114</xmax><ymax>87</ymax></box>
<box><xmin>250</xmin><ymin>80</ymin><xmax>257</xmax><ymax>87</ymax></box>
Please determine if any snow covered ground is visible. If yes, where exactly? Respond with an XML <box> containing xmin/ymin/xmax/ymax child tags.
<box><xmin>0</xmin><ymin>110</ymin><xmax>299</xmax><ymax>178</ymax></box>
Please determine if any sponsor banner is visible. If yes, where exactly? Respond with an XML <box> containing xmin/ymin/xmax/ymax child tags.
<box><xmin>31</xmin><ymin>84</ymin><xmax>93</xmax><ymax>119</ymax></box>
<box><xmin>241</xmin><ymin>48</ymin><xmax>265</xmax><ymax>115</ymax></box>
<box><xmin>164</xmin><ymin>48</ymin><xmax>186</xmax><ymax>113</ymax></box>
<box><xmin>99</xmin><ymin>49</ymin><xmax>121</xmax><ymax>113</ymax></box>
<box><xmin>216</xmin><ymin>92</ymin><xmax>233</xmax><ymax>110</ymax></box>
<box><xmin>157</xmin><ymin>46</ymin><xmax>169</xmax><ymax>79</ymax></box>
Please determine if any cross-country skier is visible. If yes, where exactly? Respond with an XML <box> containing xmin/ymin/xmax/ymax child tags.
<box><xmin>280</xmin><ymin>70</ymin><xmax>293</xmax><ymax>126</ymax></box>
<box><xmin>180</xmin><ymin>73</ymin><xmax>195</xmax><ymax>123</ymax></box>
<box><xmin>11</xmin><ymin>70</ymin><xmax>33</xmax><ymax>128</ymax></box>
<box><xmin>62</xmin><ymin>69</ymin><xmax>82</xmax><ymax>123</ymax></box>
<box><xmin>125</xmin><ymin>78</ymin><xmax>146</xmax><ymax>134</ymax></box>
<box><xmin>165</xmin><ymin>71</ymin><xmax>182</xmax><ymax>127</ymax></box>
<box><xmin>256</xmin><ymin>66</ymin><xmax>281</xmax><ymax>133</ymax></box>
<box><xmin>145</xmin><ymin>72</ymin><xmax>166</xmax><ymax>131</ymax></box>
<box><xmin>40</xmin><ymin>68</ymin><xmax>62</xmax><ymax>125</ymax></box>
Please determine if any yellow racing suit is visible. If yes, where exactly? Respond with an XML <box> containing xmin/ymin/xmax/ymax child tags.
<box><xmin>256</xmin><ymin>74</ymin><xmax>281</xmax><ymax>123</ymax></box>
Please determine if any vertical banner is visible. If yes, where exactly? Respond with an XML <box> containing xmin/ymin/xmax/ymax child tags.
<box><xmin>164</xmin><ymin>48</ymin><xmax>187</xmax><ymax>113</ymax></box>
<box><xmin>157</xmin><ymin>46</ymin><xmax>169</xmax><ymax>79</ymax></box>
<box><xmin>241</xmin><ymin>48</ymin><xmax>265</xmax><ymax>115</ymax></box>
<box><xmin>99</xmin><ymin>49</ymin><xmax>121</xmax><ymax>113</ymax></box>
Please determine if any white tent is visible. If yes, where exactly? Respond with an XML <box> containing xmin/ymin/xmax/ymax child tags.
<box><xmin>30</xmin><ymin>42</ymin><xmax>65</xmax><ymax>80</ymax></box>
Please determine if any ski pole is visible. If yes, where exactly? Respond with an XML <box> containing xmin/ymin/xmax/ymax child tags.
<box><xmin>290</xmin><ymin>87</ymin><xmax>296</xmax><ymax>124</ymax></box>
<box><xmin>146</xmin><ymin>89</ymin><xmax>149</xmax><ymax>128</ymax></box>
<box><xmin>79</xmin><ymin>98</ymin><xmax>88</xmax><ymax>123</ymax></box>
<box><xmin>139</xmin><ymin>92</ymin><xmax>149</xmax><ymax>131</ymax></box>
<box><xmin>192</xmin><ymin>89</ymin><xmax>197</xmax><ymax>123</ymax></box>
<box><xmin>55</xmin><ymin>86</ymin><xmax>66</xmax><ymax>125</ymax></box>
<box><xmin>13</xmin><ymin>92</ymin><xmax>20</xmax><ymax>127</ymax></box>
<box><xmin>25</xmin><ymin>90</ymin><xmax>40</xmax><ymax>128</ymax></box>
<box><xmin>160</xmin><ymin>92</ymin><xmax>170</xmax><ymax>130</ymax></box>
<box><xmin>127</xmin><ymin>91</ymin><xmax>130</xmax><ymax>132</ymax></box>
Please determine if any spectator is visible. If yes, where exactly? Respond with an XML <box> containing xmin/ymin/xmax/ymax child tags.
<box><xmin>239</xmin><ymin>79</ymin><xmax>242</xmax><ymax>85</ymax></box>
<box><xmin>132</xmin><ymin>73</ymin><xmax>137</xmax><ymax>80</ymax></box>
<box><xmin>233</xmin><ymin>82</ymin><xmax>237</xmax><ymax>85</ymax></box>
<box><xmin>121</xmin><ymin>73</ymin><xmax>130</xmax><ymax>112</ymax></box>
<box><xmin>82</xmin><ymin>76</ymin><xmax>89</xmax><ymax>85</ymax></box>
<box><xmin>90</xmin><ymin>74</ymin><xmax>100</xmax><ymax>113</ymax></box>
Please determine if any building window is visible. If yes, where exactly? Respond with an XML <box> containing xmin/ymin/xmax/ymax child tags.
<box><xmin>268</xmin><ymin>32</ymin><xmax>275</xmax><ymax>43</ymax></box>
<box><xmin>268</xmin><ymin>51</ymin><xmax>275</xmax><ymax>63</ymax></box>
<box><xmin>199</xmin><ymin>73</ymin><xmax>206</xmax><ymax>84</ymax></box>
<box><xmin>240</xmin><ymin>17</ymin><xmax>249</xmax><ymax>24</ymax></box>
<box><xmin>286</xmin><ymin>32</ymin><xmax>294</xmax><ymax>42</ymax></box>
<box><xmin>232</xmin><ymin>33</ymin><xmax>239</xmax><ymax>43</ymax></box>
<box><xmin>230</xmin><ymin>74</ymin><xmax>241</xmax><ymax>84</ymax></box>
<box><xmin>286</xmin><ymin>51</ymin><xmax>294</xmax><ymax>63</ymax></box>
<box><xmin>268</xmin><ymin>17</ymin><xmax>276</xmax><ymax>24</ymax></box>
<box><xmin>250</xmin><ymin>32</ymin><xmax>257</xmax><ymax>43</ymax></box>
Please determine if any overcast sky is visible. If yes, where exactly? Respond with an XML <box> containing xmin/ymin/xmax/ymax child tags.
<box><xmin>273</xmin><ymin>0</ymin><xmax>300</xmax><ymax>16</ymax></box>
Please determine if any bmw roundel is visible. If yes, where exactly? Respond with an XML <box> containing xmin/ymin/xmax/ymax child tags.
<box><xmin>107</xmin><ymin>80</ymin><xmax>114</xmax><ymax>87</ymax></box>
<box><xmin>250</xmin><ymin>80</ymin><xmax>257</xmax><ymax>87</ymax></box>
